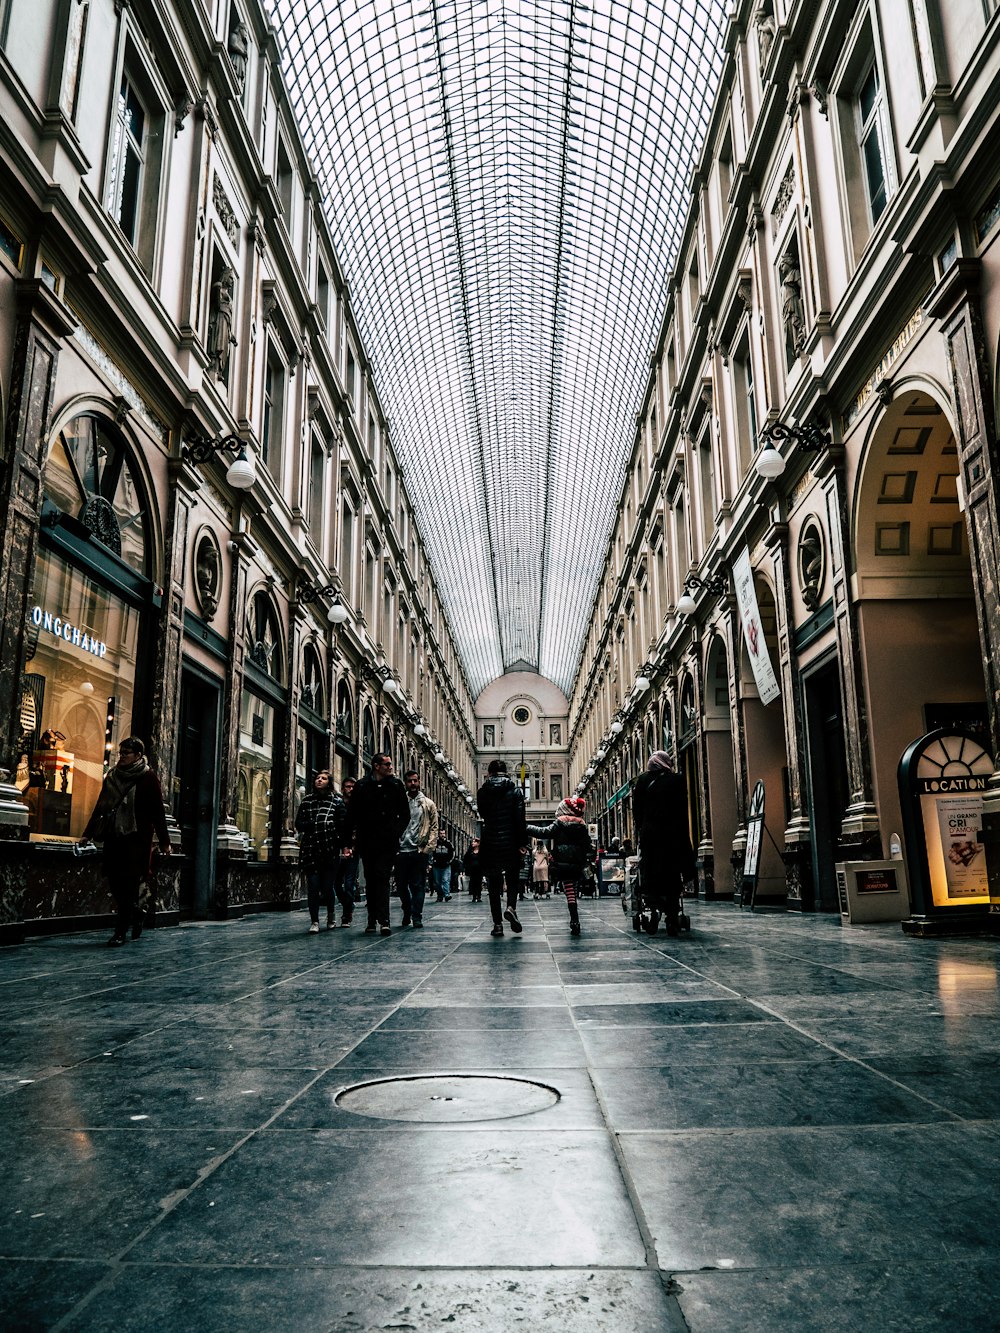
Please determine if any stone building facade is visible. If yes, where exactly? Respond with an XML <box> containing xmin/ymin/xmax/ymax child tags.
<box><xmin>569</xmin><ymin>0</ymin><xmax>1000</xmax><ymax>917</ymax></box>
<box><xmin>0</xmin><ymin>0</ymin><xmax>476</xmax><ymax>940</ymax></box>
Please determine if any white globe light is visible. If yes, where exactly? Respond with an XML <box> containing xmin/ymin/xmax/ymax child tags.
<box><xmin>585</xmin><ymin>766</ymin><xmax>595</xmax><ymax>777</ymax></box>
<box><xmin>675</xmin><ymin>591</ymin><xmax>697</xmax><ymax>616</ymax></box>
<box><xmin>433</xmin><ymin>750</ymin><xmax>444</xmax><ymax>763</ymax></box>
<box><xmin>414</xmin><ymin>723</ymin><xmax>426</xmax><ymax>736</ymax></box>
<box><xmin>596</xmin><ymin>747</ymin><xmax>607</xmax><ymax>760</ymax></box>
<box><xmin>447</xmin><ymin>767</ymin><xmax>457</xmax><ymax>779</ymax></box>
<box><xmin>383</xmin><ymin>678</ymin><xmax>398</xmax><ymax>697</ymax></box>
<box><xmin>635</xmin><ymin>675</ymin><xmax>651</xmax><ymax>693</ymax></box>
<box><xmin>225</xmin><ymin>445</ymin><xmax>256</xmax><ymax>490</ymax></box>
<box><xmin>80</xmin><ymin>681</ymin><xmax>95</xmax><ymax>695</ymax></box>
<box><xmin>754</xmin><ymin>444</ymin><xmax>786</xmax><ymax>479</ymax></box>
<box><xmin>327</xmin><ymin>601</ymin><xmax>350</xmax><ymax>624</ymax></box>
<box><xmin>609</xmin><ymin>720</ymin><xmax>623</xmax><ymax>736</ymax></box>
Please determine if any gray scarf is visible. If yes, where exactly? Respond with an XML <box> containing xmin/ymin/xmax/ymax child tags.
<box><xmin>103</xmin><ymin>756</ymin><xmax>149</xmax><ymax>837</ymax></box>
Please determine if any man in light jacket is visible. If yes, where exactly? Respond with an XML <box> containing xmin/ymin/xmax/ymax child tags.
<box><xmin>394</xmin><ymin>769</ymin><xmax>439</xmax><ymax>929</ymax></box>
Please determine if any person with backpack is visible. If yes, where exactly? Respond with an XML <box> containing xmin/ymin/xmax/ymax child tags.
<box><xmin>476</xmin><ymin>759</ymin><xmax>528</xmax><ymax>936</ymax></box>
<box><xmin>631</xmin><ymin>751</ymin><xmax>695</xmax><ymax>936</ymax></box>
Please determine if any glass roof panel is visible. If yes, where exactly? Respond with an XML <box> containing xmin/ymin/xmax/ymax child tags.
<box><xmin>274</xmin><ymin>0</ymin><xmax>728</xmax><ymax>695</ymax></box>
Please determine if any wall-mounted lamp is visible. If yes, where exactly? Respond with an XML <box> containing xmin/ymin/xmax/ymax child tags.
<box><xmin>753</xmin><ymin>419</ymin><xmax>831</xmax><ymax>479</ymax></box>
<box><xmin>584</xmin><ymin>766</ymin><xmax>595</xmax><ymax>778</ymax></box>
<box><xmin>634</xmin><ymin>661</ymin><xmax>656</xmax><ymax>694</ymax></box>
<box><xmin>182</xmin><ymin>432</ymin><xmax>257</xmax><ymax>490</ymax></box>
<box><xmin>609</xmin><ymin>719</ymin><xmax>624</xmax><ymax>736</ymax></box>
<box><xmin>433</xmin><ymin>749</ymin><xmax>445</xmax><ymax>763</ymax></box>
<box><xmin>413</xmin><ymin>721</ymin><xmax>427</xmax><ymax>737</ymax></box>
<box><xmin>297</xmin><ymin>580</ymin><xmax>350</xmax><ymax>625</ymax></box>
<box><xmin>361</xmin><ymin>661</ymin><xmax>398</xmax><ymax>696</ymax></box>
<box><xmin>676</xmin><ymin>574</ymin><xmax>727</xmax><ymax>617</ymax></box>
<box><xmin>596</xmin><ymin>747</ymin><xmax>607</xmax><ymax>760</ymax></box>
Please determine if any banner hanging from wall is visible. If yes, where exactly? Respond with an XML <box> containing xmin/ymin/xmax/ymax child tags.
<box><xmin>733</xmin><ymin>549</ymin><xmax>781</xmax><ymax>705</ymax></box>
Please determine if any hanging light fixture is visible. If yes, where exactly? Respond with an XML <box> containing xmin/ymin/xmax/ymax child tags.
<box><xmin>676</xmin><ymin>573</ymin><xmax>727</xmax><ymax>617</ymax></box>
<box><xmin>753</xmin><ymin>419</ymin><xmax>830</xmax><ymax>479</ymax></box>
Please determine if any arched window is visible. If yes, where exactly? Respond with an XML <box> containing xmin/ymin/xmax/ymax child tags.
<box><xmin>300</xmin><ymin>644</ymin><xmax>325</xmax><ymax>717</ymax></box>
<box><xmin>43</xmin><ymin>412</ymin><xmax>150</xmax><ymax>575</ymax></box>
<box><xmin>336</xmin><ymin>681</ymin><xmax>354</xmax><ymax>740</ymax></box>
<box><xmin>661</xmin><ymin>702</ymin><xmax>674</xmax><ymax>760</ymax></box>
<box><xmin>362</xmin><ymin>707</ymin><xmax>376</xmax><ymax>768</ymax></box>
<box><xmin>296</xmin><ymin>643</ymin><xmax>328</xmax><ymax>803</ymax></box>
<box><xmin>21</xmin><ymin>412</ymin><xmax>154</xmax><ymax>839</ymax></box>
<box><xmin>245</xmin><ymin>591</ymin><xmax>284</xmax><ymax>682</ymax></box>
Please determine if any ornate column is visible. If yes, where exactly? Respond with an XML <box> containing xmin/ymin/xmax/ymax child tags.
<box><xmin>816</xmin><ymin>443</ymin><xmax>882</xmax><ymax>860</ymax></box>
<box><xmin>213</xmin><ymin>526</ymin><xmax>254</xmax><ymax>914</ymax></box>
<box><xmin>0</xmin><ymin>281</ymin><xmax>76</xmax><ymax>942</ymax></box>
<box><xmin>764</xmin><ymin>517</ymin><xmax>814</xmax><ymax>909</ymax></box>
<box><xmin>929</xmin><ymin>261</ymin><xmax>1000</xmax><ymax>898</ymax></box>
<box><xmin>725</xmin><ymin>596</ymin><xmax>751</xmax><ymax>894</ymax></box>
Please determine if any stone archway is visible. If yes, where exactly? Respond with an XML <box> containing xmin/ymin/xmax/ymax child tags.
<box><xmin>852</xmin><ymin>386</ymin><xmax>987</xmax><ymax>859</ymax></box>
<box><xmin>739</xmin><ymin>577</ymin><xmax>787</xmax><ymax>904</ymax></box>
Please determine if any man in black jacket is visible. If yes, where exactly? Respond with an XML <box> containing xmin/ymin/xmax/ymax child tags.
<box><xmin>349</xmin><ymin>752</ymin><xmax>410</xmax><ymax>935</ymax></box>
<box><xmin>476</xmin><ymin>759</ymin><xmax>528</xmax><ymax>936</ymax></box>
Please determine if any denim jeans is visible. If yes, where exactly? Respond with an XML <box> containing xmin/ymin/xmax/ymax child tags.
<box><xmin>305</xmin><ymin>866</ymin><xmax>336</xmax><ymax>923</ymax></box>
<box><xmin>394</xmin><ymin>850</ymin><xmax>429</xmax><ymax>922</ymax></box>
<box><xmin>432</xmin><ymin>864</ymin><xmax>451</xmax><ymax>899</ymax></box>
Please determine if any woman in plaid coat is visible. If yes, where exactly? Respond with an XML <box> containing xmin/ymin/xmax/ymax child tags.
<box><xmin>295</xmin><ymin>770</ymin><xmax>349</xmax><ymax>931</ymax></box>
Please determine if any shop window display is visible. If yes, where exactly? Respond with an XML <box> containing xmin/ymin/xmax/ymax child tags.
<box><xmin>238</xmin><ymin>689</ymin><xmax>275</xmax><ymax>860</ymax></box>
<box><xmin>16</xmin><ymin>414</ymin><xmax>149</xmax><ymax>839</ymax></box>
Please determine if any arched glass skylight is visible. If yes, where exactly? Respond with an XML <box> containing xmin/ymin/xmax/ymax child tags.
<box><xmin>274</xmin><ymin>0</ymin><xmax>728</xmax><ymax>695</ymax></box>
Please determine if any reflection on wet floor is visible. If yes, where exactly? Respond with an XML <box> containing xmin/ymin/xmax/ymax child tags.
<box><xmin>2</xmin><ymin>897</ymin><xmax>999</xmax><ymax>1331</ymax></box>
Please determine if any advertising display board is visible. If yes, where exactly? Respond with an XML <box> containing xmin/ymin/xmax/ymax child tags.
<box><xmin>897</xmin><ymin>729</ymin><xmax>994</xmax><ymax>922</ymax></box>
<box><xmin>739</xmin><ymin>780</ymin><xmax>765</xmax><ymax>909</ymax></box>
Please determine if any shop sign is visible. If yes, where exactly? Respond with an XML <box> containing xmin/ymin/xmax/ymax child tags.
<box><xmin>844</xmin><ymin>309</ymin><xmax>924</xmax><ymax>426</ymax></box>
<box><xmin>733</xmin><ymin>550</ymin><xmax>780</xmax><ymax>705</ymax></box>
<box><xmin>30</xmin><ymin>606</ymin><xmax>107</xmax><ymax>658</ymax></box>
<box><xmin>898</xmin><ymin>729</ymin><xmax>994</xmax><ymax>915</ymax></box>
<box><xmin>607</xmin><ymin>781</ymin><xmax>631</xmax><ymax>809</ymax></box>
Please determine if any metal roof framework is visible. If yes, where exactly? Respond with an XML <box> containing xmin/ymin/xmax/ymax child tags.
<box><xmin>274</xmin><ymin>0</ymin><xmax>727</xmax><ymax>696</ymax></box>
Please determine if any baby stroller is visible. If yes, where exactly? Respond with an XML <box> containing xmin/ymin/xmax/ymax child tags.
<box><xmin>624</xmin><ymin>857</ymin><xmax>690</xmax><ymax>936</ymax></box>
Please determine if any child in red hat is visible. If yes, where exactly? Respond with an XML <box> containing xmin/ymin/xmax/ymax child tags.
<box><xmin>527</xmin><ymin>797</ymin><xmax>592</xmax><ymax>935</ymax></box>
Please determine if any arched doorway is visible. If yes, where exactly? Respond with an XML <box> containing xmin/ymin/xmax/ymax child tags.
<box><xmin>851</xmin><ymin>387</ymin><xmax>987</xmax><ymax>866</ymax></box>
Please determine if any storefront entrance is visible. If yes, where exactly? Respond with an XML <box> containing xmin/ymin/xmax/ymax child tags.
<box><xmin>803</xmin><ymin>657</ymin><xmax>849</xmax><ymax>911</ymax></box>
<box><xmin>177</xmin><ymin>669</ymin><xmax>221</xmax><ymax>918</ymax></box>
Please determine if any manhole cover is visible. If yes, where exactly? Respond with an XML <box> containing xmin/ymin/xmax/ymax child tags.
<box><xmin>335</xmin><ymin>1074</ymin><xmax>560</xmax><ymax>1122</ymax></box>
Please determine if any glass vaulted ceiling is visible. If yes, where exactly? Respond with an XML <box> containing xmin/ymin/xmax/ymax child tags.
<box><xmin>274</xmin><ymin>0</ymin><xmax>728</xmax><ymax>696</ymax></box>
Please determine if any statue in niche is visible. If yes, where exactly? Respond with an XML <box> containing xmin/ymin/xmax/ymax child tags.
<box><xmin>207</xmin><ymin>266</ymin><xmax>236</xmax><ymax>380</ymax></box>
<box><xmin>779</xmin><ymin>252</ymin><xmax>805</xmax><ymax>359</ymax></box>
<box><xmin>798</xmin><ymin>528</ymin><xmax>823</xmax><ymax>611</ymax></box>
<box><xmin>756</xmin><ymin>3</ymin><xmax>776</xmax><ymax>71</ymax></box>
<box><xmin>194</xmin><ymin>534</ymin><xmax>222</xmax><ymax>619</ymax></box>
<box><xmin>228</xmin><ymin>20</ymin><xmax>250</xmax><ymax>95</ymax></box>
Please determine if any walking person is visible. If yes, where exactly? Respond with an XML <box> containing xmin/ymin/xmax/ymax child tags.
<box><xmin>349</xmin><ymin>752</ymin><xmax>410</xmax><ymax>935</ymax></box>
<box><xmin>463</xmin><ymin>837</ymin><xmax>483</xmax><ymax>903</ymax></box>
<box><xmin>80</xmin><ymin>737</ymin><xmax>170</xmax><ymax>946</ymax></box>
<box><xmin>476</xmin><ymin>759</ymin><xmax>528</xmax><ymax>937</ymax></box>
<box><xmin>395</xmin><ymin>770</ymin><xmax>438</xmax><ymax>928</ymax></box>
<box><xmin>631</xmin><ymin>751</ymin><xmax>695</xmax><ymax>936</ymax></box>
<box><xmin>335</xmin><ymin>775</ymin><xmax>359</xmax><ymax>924</ymax></box>
<box><xmin>295</xmin><ymin>769</ymin><xmax>349</xmax><ymax>932</ymax></box>
<box><xmin>528</xmin><ymin>797</ymin><xmax>592</xmax><ymax>935</ymax></box>
<box><xmin>531</xmin><ymin>841</ymin><xmax>551</xmax><ymax>898</ymax></box>
<box><xmin>431</xmin><ymin>832</ymin><xmax>454</xmax><ymax>901</ymax></box>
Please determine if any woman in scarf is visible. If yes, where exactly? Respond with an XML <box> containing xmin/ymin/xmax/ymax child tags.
<box><xmin>81</xmin><ymin>737</ymin><xmax>170</xmax><ymax>946</ymax></box>
<box><xmin>295</xmin><ymin>769</ymin><xmax>350</xmax><ymax>931</ymax></box>
<box><xmin>631</xmin><ymin>751</ymin><xmax>695</xmax><ymax>936</ymax></box>
<box><xmin>527</xmin><ymin>796</ymin><xmax>592</xmax><ymax>936</ymax></box>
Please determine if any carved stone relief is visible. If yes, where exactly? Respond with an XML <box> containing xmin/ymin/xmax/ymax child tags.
<box><xmin>797</xmin><ymin>520</ymin><xmax>825</xmax><ymax>612</ymax></box>
<box><xmin>193</xmin><ymin>528</ymin><xmax>223</xmax><ymax>620</ymax></box>
<box><xmin>212</xmin><ymin>174</ymin><xmax>240</xmax><ymax>249</ymax></box>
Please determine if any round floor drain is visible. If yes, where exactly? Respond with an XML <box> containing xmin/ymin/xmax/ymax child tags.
<box><xmin>335</xmin><ymin>1074</ymin><xmax>560</xmax><ymax>1122</ymax></box>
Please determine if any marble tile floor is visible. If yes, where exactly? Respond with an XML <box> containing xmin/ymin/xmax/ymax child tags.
<box><xmin>2</xmin><ymin>896</ymin><xmax>1000</xmax><ymax>1331</ymax></box>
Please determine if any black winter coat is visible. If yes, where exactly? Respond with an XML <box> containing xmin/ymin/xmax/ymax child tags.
<box><xmin>526</xmin><ymin>817</ymin><xmax>592</xmax><ymax>878</ymax></box>
<box><xmin>295</xmin><ymin>791</ymin><xmax>348</xmax><ymax>871</ymax></box>
<box><xmin>349</xmin><ymin>773</ymin><xmax>410</xmax><ymax>851</ymax></box>
<box><xmin>476</xmin><ymin>775</ymin><xmax>527</xmax><ymax>870</ymax></box>
<box><xmin>631</xmin><ymin>768</ymin><xmax>696</xmax><ymax>882</ymax></box>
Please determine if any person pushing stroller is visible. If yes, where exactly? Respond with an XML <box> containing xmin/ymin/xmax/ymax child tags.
<box><xmin>527</xmin><ymin>796</ymin><xmax>592</xmax><ymax>936</ymax></box>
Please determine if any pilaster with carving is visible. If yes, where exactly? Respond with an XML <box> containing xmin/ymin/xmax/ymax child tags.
<box><xmin>817</xmin><ymin>446</ymin><xmax>881</xmax><ymax>861</ymax></box>
<box><xmin>929</xmin><ymin>261</ymin><xmax>1000</xmax><ymax>899</ymax></box>
<box><xmin>214</xmin><ymin>527</ymin><xmax>254</xmax><ymax>914</ymax></box>
<box><xmin>764</xmin><ymin>518</ymin><xmax>814</xmax><ymax>909</ymax></box>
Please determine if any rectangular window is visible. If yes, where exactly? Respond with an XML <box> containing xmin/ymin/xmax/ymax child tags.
<box><xmin>699</xmin><ymin>430</ymin><xmax>716</xmax><ymax>549</ymax></box>
<box><xmin>18</xmin><ymin>548</ymin><xmax>139</xmax><ymax>840</ymax></box>
<box><xmin>276</xmin><ymin>140</ymin><xmax>294</xmax><ymax>226</ymax></box>
<box><xmin>858</xmin><ymin>63</ymin><xmax>889</xmax><ymax>224</ymax></box>
<box><xmin>340</xmin><ymin>502</ymin><xmax>355</xmax><ymax>601</ymax></box>
<box><xmin>346</xmin><ymin>349</ymin><xmax>357</xmax><ymax>404</ymax></box>
<box><xmin>104</xmin><ymin>50</ymin><xmax>163</xmax><ymax>270</ymax></box>
<box><xmin>308</xmin><ymin>439</ymin><xmax>325</xmax><ymax>537</ymax></box>
<box><xmin>107</xmin><ymin>72</ymin><xmax>147</xmax><ymax>246</ymax></box>
<box><xmin>317</xmin><ymin>262</ymin><xmax>330</xmax><ymax>332</ymax></box>
<box><xmin>732</xmin><ymin>334</ymin><xmax>757</xmax><ymax>478</ymax></box>
<box><xmin>261</xmin><ymin>344</ymin><xmax>285</xmax><ymax>475</ymax></box>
